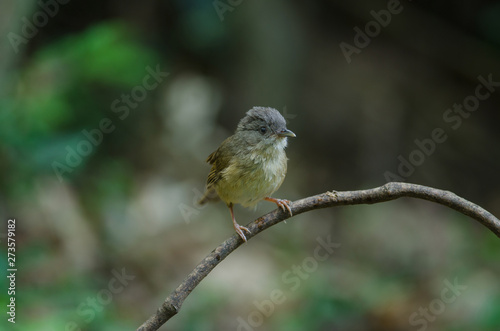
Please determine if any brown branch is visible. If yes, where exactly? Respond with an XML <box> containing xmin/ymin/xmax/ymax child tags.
<box><xmin>137</xmin><ymin>182</ymin><xmax>500</xmax><ymax>331</ymax></box>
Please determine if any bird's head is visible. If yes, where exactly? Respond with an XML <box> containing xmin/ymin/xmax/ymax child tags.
<box><xmin>236</xmin><ymin>107</ymin><xmax>296</xmax><ymax>149</ymax></box>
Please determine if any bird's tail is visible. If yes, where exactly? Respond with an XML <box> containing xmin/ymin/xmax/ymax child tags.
<box><xmin>197</xmin><ymin>188</ymin><xmax>220</xmax><ymax>206</ymax></box>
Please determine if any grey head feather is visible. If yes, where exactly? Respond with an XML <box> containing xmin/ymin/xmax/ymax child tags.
<box><xmin>236</xmin><ymin>107</ymin><xmax>288</xmax><ymax>134</ymax></box>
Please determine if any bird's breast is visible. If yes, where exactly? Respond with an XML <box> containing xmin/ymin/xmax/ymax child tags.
<box><xmin>216</xmin><ymin>144</ymin><xmax>288</xmax><ymax>208</ymax></box>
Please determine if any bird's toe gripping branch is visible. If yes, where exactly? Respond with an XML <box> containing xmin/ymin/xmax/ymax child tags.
<box><xmin>265</xmin><ymin>197</ymin><xmax>293</xmax><ymax>216</ymax></box>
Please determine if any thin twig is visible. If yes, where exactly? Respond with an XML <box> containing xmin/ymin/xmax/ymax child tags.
<box><xmin>137</xmin><ymin>182</ymin><xmax>500</xmax><ymax>331</ymax></box>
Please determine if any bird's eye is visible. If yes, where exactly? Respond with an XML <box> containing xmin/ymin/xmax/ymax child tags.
<box><xmin>259</xmin><ymin>126</ymin><xmax>267</xmax><ymax>134</ymax></box>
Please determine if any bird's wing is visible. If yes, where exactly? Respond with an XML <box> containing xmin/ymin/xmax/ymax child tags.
<box><xmin>196</xmin><ymin>149</ymin><xmax>224</xmax><ymax>205</ymax></box>
<box><xmin>206</xmin><ymin>135</ymin><xmax>235</xmax><ymax>187</ymax></box>
<box><xmin>206</xmin><ymin>150</ymin><xmax>218</xmax><ymax>165</ymax></box>
<box><xmin>206</xmin><ymin>147</ymin><xmax>228</xmax><ymax>187</ymax></box>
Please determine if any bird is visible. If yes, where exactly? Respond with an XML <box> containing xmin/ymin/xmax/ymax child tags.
<box><xmin>198</xmin><ymin>106</ymin><xmax>296</xmax><ymax>242</ymax></box>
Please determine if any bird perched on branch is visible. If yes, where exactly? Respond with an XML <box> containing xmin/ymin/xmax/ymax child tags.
<box><xmin>198</xmin><ymin>107</ymin><xmax>296</xmax><ymax>242</ymax></box>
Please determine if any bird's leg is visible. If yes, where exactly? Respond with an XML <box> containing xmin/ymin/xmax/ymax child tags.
<box><xmin>264</xmin><ymin>197</ymin><xmax>293</xmax><ymax>216</ymax></box>
<box><xmin>229</xmin><ymin>203</ymin><xmax>251</xmax><ymax>242</ymax></box>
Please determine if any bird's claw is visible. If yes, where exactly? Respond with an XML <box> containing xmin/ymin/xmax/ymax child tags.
<box><xmin>235</xmin><ymin>224</ymin><xmax>251</xmax><ymax>242</ymax></box>
<box><xmin>277</xmin><ymin>199</ymin><xmax>293</xmax><ymax>216</ymax></box>
<box><xmin>265</xmin><ymin>197</ymin><xmax>293</xmax><ymax>216</ymax></box>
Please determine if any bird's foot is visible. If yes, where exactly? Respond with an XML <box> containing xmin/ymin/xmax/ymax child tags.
<box><xmin>234</xmin><ymin>223</ymin><xmax>251</xmax><ymax>242</ymax></box>
<box><xmin>265</xmin><ymin>197</ymin><xmax>293</xmax><ymax>216</ymax></box>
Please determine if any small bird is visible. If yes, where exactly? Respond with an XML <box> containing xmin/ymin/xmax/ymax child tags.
<box><xmin>198</xmin><ymin>107</ymin><xmax>296</xmax><ymax>241</ymax></box>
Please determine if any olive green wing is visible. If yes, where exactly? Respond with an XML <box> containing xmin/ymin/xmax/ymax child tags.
<box><xmin>206</xmin><ymin>146</ymin><xmax>230</xmax><ymax>187</ymax></box>
<box><xmin>206</xmin><ymin>150</ymin><xmax>219</xmax><ymax>186</ymax></box>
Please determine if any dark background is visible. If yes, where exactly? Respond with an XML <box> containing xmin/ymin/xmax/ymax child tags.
<box><xmin>1</xmin><ymin>0</ymin><xmax>500</xmax><ymax>330</ymax></box>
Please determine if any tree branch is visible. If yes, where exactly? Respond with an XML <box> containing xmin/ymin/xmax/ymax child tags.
<box><xmin>137</xmin><ymin>182</ymin><xmax>500</xmax><ymax>331</ymax></box>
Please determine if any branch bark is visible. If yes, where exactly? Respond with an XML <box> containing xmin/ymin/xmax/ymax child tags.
<box><xmin>137</xmin><ymin>182</ymin><xmax>500</xmax><ymax>331</ymax></box>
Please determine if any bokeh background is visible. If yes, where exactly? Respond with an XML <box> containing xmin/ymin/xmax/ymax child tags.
<box><xmin>1</xmin><ymin>0</ymin><xmax>500</xmax><ymax>330</ymax></box>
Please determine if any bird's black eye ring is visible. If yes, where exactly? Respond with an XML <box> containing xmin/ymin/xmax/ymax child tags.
<box><xmin>259</xmin><ymin>126</ymin><xmax>267</xmax><ymax>134</ymax></box>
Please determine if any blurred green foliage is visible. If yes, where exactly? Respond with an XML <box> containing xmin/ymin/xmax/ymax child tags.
<box><xmin>2</xmin><ymin>21</ymin><xmax>161</xmax><ymax>189</ymax></box>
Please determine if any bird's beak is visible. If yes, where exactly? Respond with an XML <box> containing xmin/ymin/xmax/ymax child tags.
<box><xmin>277</xmin><ymin>129</ymin><xmax>296</xmax><ymax>138</ymax></box>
